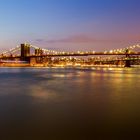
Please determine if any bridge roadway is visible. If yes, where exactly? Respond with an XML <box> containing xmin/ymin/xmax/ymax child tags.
<box><xmin>1</xmin><ymin>52</ymin><xmax>140</xmax><ymax>59</ymax></box>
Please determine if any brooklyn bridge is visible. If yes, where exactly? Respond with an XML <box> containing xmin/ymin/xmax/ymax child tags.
<box><xmin>0</xmin><ymin>43</ymin><xmax>140</xmax><ymax>67</ymax></box>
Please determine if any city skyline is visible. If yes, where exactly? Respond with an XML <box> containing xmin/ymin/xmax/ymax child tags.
<box><xmin>0</xmin><ymin>0</ymin><xmax>140</xmax><ymax>51</ymax></box>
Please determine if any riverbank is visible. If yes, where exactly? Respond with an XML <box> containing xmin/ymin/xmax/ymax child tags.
<box><xmin>0</xmin><ymin>63</ymin><xmax>140</xmax><ymax>68</ymax></box>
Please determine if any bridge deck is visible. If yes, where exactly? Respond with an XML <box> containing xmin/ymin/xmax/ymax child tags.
<box><xmin>1</xmin><ymin>52</ymin><xmax>140</xmax><ymax>59</ymax></box>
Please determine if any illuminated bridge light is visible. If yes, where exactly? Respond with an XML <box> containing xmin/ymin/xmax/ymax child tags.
<box><xmin>104</xmin><ymin>51</ymin><xmax>107</xmax><ymax>54</ymax></box>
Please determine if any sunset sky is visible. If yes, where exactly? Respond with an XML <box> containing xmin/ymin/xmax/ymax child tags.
<box><xmin>0</xmin><ymin>0</ymin><xmax>140</xmax><ymax>51</ymax></box>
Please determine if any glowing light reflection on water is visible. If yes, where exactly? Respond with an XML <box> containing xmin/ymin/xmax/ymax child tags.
<box><xmin>0</xmin><ymin>67</ymin><xmax>140</xmax><ymax>139</ymax></box>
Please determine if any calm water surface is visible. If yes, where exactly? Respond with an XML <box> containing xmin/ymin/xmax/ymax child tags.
<box><xmin>0</xmin><ymin>67</ymin><xmax>140</xmax><ymax>139</ymax></box>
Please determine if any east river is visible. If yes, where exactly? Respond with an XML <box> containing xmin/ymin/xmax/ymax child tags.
<box><xmin>0</xmin><ymin>67</ymin><xmax>140</xmax><ymax>139</ymax></box>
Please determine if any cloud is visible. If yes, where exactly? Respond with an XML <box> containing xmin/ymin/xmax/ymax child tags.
<box><xmin>35</xmin><ymin>35</ymin><xmax>99</xmax><ymax>44</ymax></box>
<box><xmin>47</xmin><ymin>35</ymin><xmax>98</xmax><ymax>43</ymax></box>
<box><xmin>35</xmin><ymin>34</ymin><xmax>140</xmax><ymax>44</ymax></box>
<box><xmin>35</xmin><ymin>39</ymin><xmax>45</xmax><ymax>42</ymax></box>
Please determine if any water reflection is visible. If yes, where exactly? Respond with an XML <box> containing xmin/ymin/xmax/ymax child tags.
<box><xmin>0</xmin><ymin>67</ymin><xmax>140</xmax><ymax>139</ymax></box>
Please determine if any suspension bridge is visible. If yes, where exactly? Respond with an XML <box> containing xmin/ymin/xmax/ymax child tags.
<box><xmin>0</xmin><ymin>43</ymin><xmax>140</xmax><ymax>67</ymax></box>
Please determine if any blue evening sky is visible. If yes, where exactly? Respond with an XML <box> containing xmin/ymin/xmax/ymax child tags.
<box><xmin>0</xmin><ymin>0</ymin><xmax>140</xmax><ymax>51</ymax></box>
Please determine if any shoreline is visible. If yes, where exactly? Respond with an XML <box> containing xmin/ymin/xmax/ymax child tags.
<box><xmin>0</xmin><ymin>64</ymin><xmax>140</xmax><ymax>68</ymax></box>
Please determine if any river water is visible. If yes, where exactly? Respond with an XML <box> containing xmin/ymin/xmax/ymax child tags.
<box><xmin>0</xmin><ymin>67</ymin><xmax>140</xmax><ymax>139</ymax></box>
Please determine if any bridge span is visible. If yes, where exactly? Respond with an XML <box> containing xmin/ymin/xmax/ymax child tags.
<box><xmin>0</xmin><ymin>43</ymin><xmax>140</xmax><ymax>67</ymax></box>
